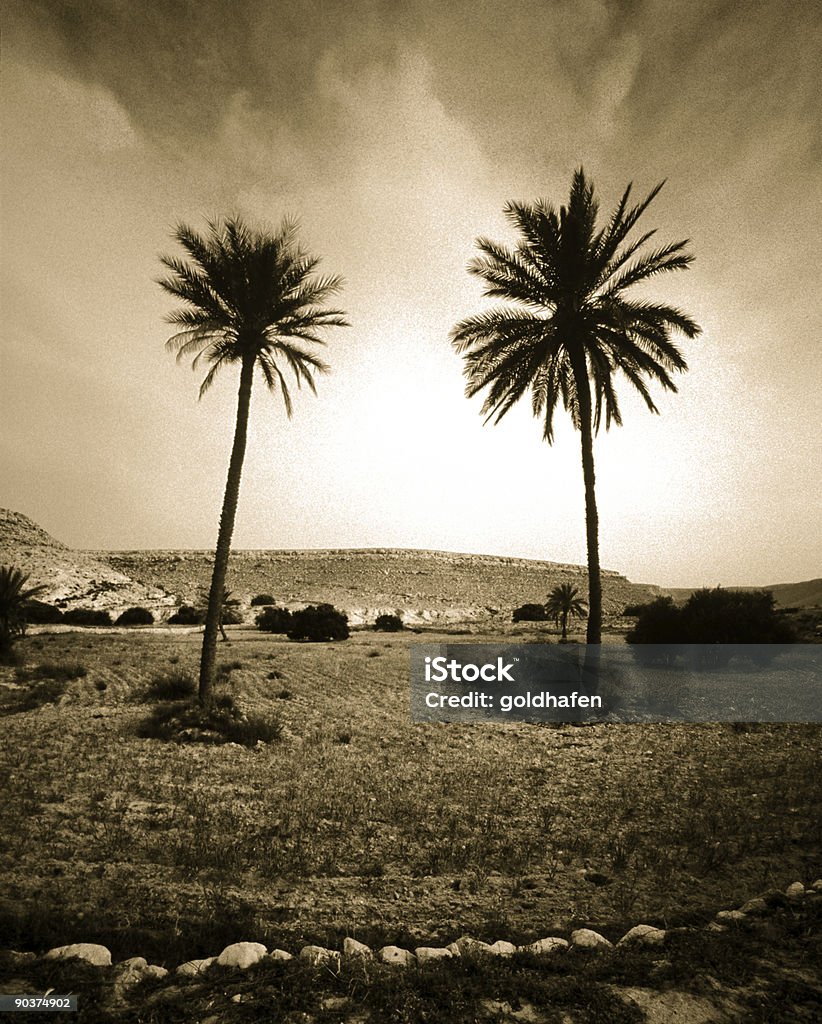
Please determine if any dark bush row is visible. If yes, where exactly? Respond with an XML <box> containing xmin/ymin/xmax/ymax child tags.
<box><xmin>626</xmin><ymin>588</ymin><xmax>795</xmax><ymax>645</ymax></box>
<box><xmin>256</xmin><ymin>603</ymin><xmax>349</xmax><ymax>641</ymax></box>
<box><xmin>374</xmin><ymin>613</ymin><xmax>404</xmax><ymax>631</ymax></box>
<box><xmin>512</xmin><ymin>603</ymin><xmax>550</xmax><ymax>622</ymax></box>
<box><xmin>24</xmin><ymin>603</ymin><xmax>157</xmax><ymax>627</ymax></box>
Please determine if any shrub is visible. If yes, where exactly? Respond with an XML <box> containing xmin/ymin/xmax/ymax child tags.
<box><xmin>256</xmin><ymin>606</ymin><xmax>293</xmax><ymax>634</ymax></box>
<box><xmin>145</xmin><ymin>670</ymin><xmax>196</xmax><ymax>701</ymax></box>
<box><xmin>5</xmin><ymin>678</ymin><xmax>69</xmax><ymax>713</ymax></box>
<box><xmin>62</xmin><ymin>608</ymin><xmax>113</xmax><ymax>627</ymax></box>
<box><xmin>682</xmin><ymin>588</ymin><xmax>795</xmax><ymax>645</ymax></box>
<box><xmin>374</xmin><ymin>613</ymin><xmax>404</xmax><ymax>632</ymax></box>
<box><xmin>138</xmin><ymin>697</ymin><xmax>282</xmax><ymax>747</ymax></box>
<box><xmin>115</xmin><ymin>606</ymin><xmax>154</xmax><ymax>626</ymax></box>
<box><xmin>627</xmin><ymin>589</ymin><xmax>795</xmax><ymax>646</ymax></box>
<box><xmin>23</xmin><ymin>601</ymin><xmax>64</xmax><ymax>625</ymax></box>
<box><xmin>287</xmin><ymin>603</ymin><xmax>350</xmax><ymax>642</ymax></box>
<box><xmin>221</xmin><ymin>606</ymin><xmax>244</xmax><ymax>625</ymax></box>
<box><xmin>622</xmin><ymin>602</ymin><xmax>648</xmax><ymax>617</ymax></box>
<box><xmin>250</xmin><ymin>594</ymin><xmax>276</xmax><ymax>606</ymax></box>
<box><xmin>512</xmin><ymin>603</ymin><xmax>549</xmax><ymax>622</ymax></box>
<box><xmin>25</xmin><ymin>662</ymin><xmax>88</xmax><ymax>682</ymax></box>
<box><xmin>625</xmin><ymin>596</ymin><xmax>682</xmax><ymax>645</ymax></box>
<box><xmin>168</xmin><ymin>605</ymin><xmax>205</xmax><ymax>625</ymax></box>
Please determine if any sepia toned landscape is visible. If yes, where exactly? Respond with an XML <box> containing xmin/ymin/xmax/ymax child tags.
<box><xmin>3</xmin><ymin>0</ymin><xmax>821</xmax><ymax>1021</ymax></box>
<box><xmin>1</xmin><ymin>507</ymin><xmax>821</xmax><ymax>1020</ymax></box>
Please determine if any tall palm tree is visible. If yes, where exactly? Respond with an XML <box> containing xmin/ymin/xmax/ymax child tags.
<box><xmin>0</xmin><ymin>565</ymin><xmax>46</xmax><ymax>654</ymax></box>
<box><xmin>159</xmin><ymin>217</ymin><xmax>348</xmax><ymax>702</ymax></box>
<box><xmin>451</xmin><ymin>169</ymin><xmax>700</xmax><ymax>644</ymax></box>
<box><xmin>545</xmin><ymin>582</ymin><xmax>587</xmax><ymax>641</ymax></box>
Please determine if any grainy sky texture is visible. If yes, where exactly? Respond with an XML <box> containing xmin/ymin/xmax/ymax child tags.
<box><xmin>2</xmin><ymin>0</ymin><xmax>820</xmax><ymax>587</ymax></box>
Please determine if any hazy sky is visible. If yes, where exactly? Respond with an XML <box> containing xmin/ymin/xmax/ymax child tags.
<box><xmin>2</xmin><ymin>0</ymin><xmax>820</xmax><ymax>587</ymax></box>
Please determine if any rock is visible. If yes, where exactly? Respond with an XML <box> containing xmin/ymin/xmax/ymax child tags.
<box><xmin>45</xmin><ymin>943</ymin><xmax>111</xmax><ymax>966</ymax></box>
<box><xmin>811</xmin><ymin>879</ymin><xmax>822</xmax><ymax>892</ymax></box>
<box><xmin>343</xmin><ymin>937</ymin><xmax>372</xmax><ymax>958</ymax></box>
<box><xmin>447</xmin><ymin>935</ymin><xmax>493</xmax><ymax>957</ymax></box>
<box><xmin>706</xmin><ymin>922</ymin><xmax>727</xmax><ymax>933</ymax></box>
<box><xmin>488</xmin><ymin>940</ymin><xmax>517</xmax><ymax>957</ymax></box>
<box><xmin>738</xmin><ymin>898</ymin><xmax>768</xmax><ymax>916</ymax></box>
<box><xmin>716</xmin><ymin>910</ymin><xmax>747</xmax><ymax>924</ymax></box>
<box><xmin>217</xmin><ymin>941</ymin><xmax>267</xmax><ymax>969</ymax></box>
<box><xmin>0</xmin><ymin>979</ymin><xmax>38</xmax><ymax>996</ymax></box>
<box><xmin>143</xmin><ymin>965</ymin><xmax>168</xmax><ymax>980</ymax></box>
<box><xmin>520</xmin><ymin>937</ymin><xmax>569</xmax><ymax>955</ymax></box>
<box><xmin>785</xmin><ymin>882</ymin><xmax>805</xmax><ymax>900</ymax></box>
<box><xmin>112</xmin><ymin>957</ymin><xmax>147</xmax><ymax>994</ymax></box>
<box><xmin>415</xmin><ymin>946</ymin><xmax>454</xmax><ymax>964</ymax></box>
<box><xmin>5</xmin><ymin>952</ymin><xmax>37</xmax><ymax>967</ymax></box>
<box><xmin>269</xmin><ymin>949</ymin><xmax>293</xmax><ymax>961</ymax></box>
<box><xmin>570</xmin><ymin>929</ymin><xmax>613</xmax><ymax>950</ymax></box>
<box><xmin>176</xmin><ymin>957</ymin><xmax>216</xmax><ymax>976</ymax></box>
<box><xmin>299</xmin><ymin>945</ymin><xmax>341</xmax><ymax>970</ymax></box>
<box><xmin>378</xmin><ymin>945</ymin><xmax>416</xmax><ymax>966</ymax></box>
<box><xmin>618</xmin><ymin>925</ymin><xmax>666</xmax><ymax>948</ymax></box>
<box><xmin>321</xmin><ymin>996</ymin><xmax>351</xmax><ymax>1011</ymax></box>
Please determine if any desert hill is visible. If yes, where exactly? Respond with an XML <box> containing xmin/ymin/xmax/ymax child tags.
<box><xmin>0</xmin><ymin>508</ymin><xmax>176</xmax><ymax>617</ymax></box>
<box><xmin>1</xmin><ymin>507</ymin><xmax>657</xmax><ymax>624</ymax></box>
<box><xmin>661</xmin><ymin>579</ymin><xmax>822</xmax><ymax>609</ymax></box>
<box><xmin>105</xmin><ymin>547</ymin><xmax>658</xmax><ymax>624</ymax></box>
<box><xmin>5</xmin><ymin>507</ymin><xmax>814</xmax><ymax>625</ymax></box>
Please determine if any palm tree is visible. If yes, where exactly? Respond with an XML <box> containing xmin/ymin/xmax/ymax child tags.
<box><xmin>451</xmin><ymin>169</ymin><xmax>700</xmax><ymax>644</ymax></box>
<box><xmin>0</xmin><ymin>565</ymin><xmax>46</xmax><ymax>654</ymax></box>
<box><xmin>159</xmin><ymin>217</ymin><xmax>348</xmax><ymax>702</ymax></box>
<box><xmin>545</xmin><ymin>582</ymin><xmax>587</xmax><ymax>641</ymax></box>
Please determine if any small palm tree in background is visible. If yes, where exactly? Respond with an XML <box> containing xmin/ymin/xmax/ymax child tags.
<box><xmin>452</xmin><ymin>168</ymin><xmax>700</xmax><ymax>644</ymax></box>
<box><xmin>0</xmin><ymin>565</ymin><xmax>46</xmax><ymax>655</ymax></box>
<box><xmin>545</xmin><ymin>583</ymin><xmax>587</xmax><ymax>641</ymax></box>
<box><xmin>159</xmin><ymin>216</ymin><xmax>348</xmax><ymax>702</ymax></box>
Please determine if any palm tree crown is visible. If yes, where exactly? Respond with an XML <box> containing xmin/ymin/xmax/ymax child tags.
<box><xmin>0</xmin><ymin>565</ymin><xmax>46</xmax><ymax>652</ymax></box>
<box><xmin>159</xmin><ymin>216</ymin><xmax>347</xmax><ymax>701</ymax></box>
<box><xmin>452</xmin><ymin>169</ymin><xmax>700</xmax><ymax>644</ymax></box>
<box><xmin>159</xmin><ymin>217</ymin><xmax>348</xmax><ymax>407</ymax></box>
<box><xmin>545</xmin><ymin>582</ymin><xmax>587</xmax><ymax>640</ymax></box>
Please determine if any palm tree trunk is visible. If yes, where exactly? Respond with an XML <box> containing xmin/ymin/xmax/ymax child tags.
<box><xmin>571</xmin><ymin>357</ymin><xmax>602</xmax><ymax>646</ymax></box>
<box><xmin>199</xmin><ymin>353</ymin><xmax>255</xmax><ymax>703</ymax></box>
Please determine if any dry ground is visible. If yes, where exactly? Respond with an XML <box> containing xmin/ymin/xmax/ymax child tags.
<box><xmin>1</xmin><ymin>626</ymin><xmax>819</xmax><ymax>964</ymax></box>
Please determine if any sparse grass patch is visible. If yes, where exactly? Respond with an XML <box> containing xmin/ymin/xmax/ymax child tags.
<box><xmin>137</xmin><ymin>696</ymin><xmax>283</xmax><ymax>747</ymax></box>
<box><xmin>2</xmin><ymin>677</ymin><xmax>69</xmax><ymax>714</ymax></box>
<box><xmin>16</xmin><ymin>661</ymin><xmax>88</xmax><ymax>682</ymax></box>
<box><xmin>144</xmin><ymin>668</ymin><xmax>196</xmax><ymax>701</ymax></box>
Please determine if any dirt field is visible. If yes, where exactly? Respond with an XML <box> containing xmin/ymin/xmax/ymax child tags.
<box><xmin>2</xmin><ymin>626</ymin><xmax>820</xmax><ymax>968</ymax></box>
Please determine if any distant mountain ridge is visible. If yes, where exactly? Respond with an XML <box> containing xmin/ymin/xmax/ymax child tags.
<box><xmin>661</xmin><ymin>580</ymin><xmax>822</xmax><ymax>609</ymax></box>
<box><xmin>1</xmin><ymin>508</ymin><xmax>817</xmax><ymax>622</ymax></box>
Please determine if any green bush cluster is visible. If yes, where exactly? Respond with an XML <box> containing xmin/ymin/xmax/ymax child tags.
<box><xmin>374</xmin><ymin>613</ymin><xmax>404</xmax><ymax>631</ymax></box>
<box><xmin>512</xmin><ymin>603</ymin><xmax>549</xmax><ymax>622</ymax></box>
<box><xmin>115</xmin><ymin>606</ymin><xmax>154</xmax><ymax>626</ymax></box>
<box><xmin>256</xmin><ymin>606</ymin><xmax>293</xmax><ymax>633</ymax></box>
<box><xmin>288</xmin><ymin>603</ymin><xmax>349</xmax><ymax>642</ymax></box>
<box><xmin>626</xmin><ymin>588</ymin><xmax>795</xmax><ymax>645</ymax></box>
<box><xmin>23</xmin><ymin>601</ymin><xmax>64</xmax><ymax>625</ymax></box>
<box><xmin>62</xmin><ymin>608</ymin><xmax>113</xmax><ymax>627</ymax></box>
<box><xmin>168</xmin><ymin>605</ymin><xmax>205</xmax><ymax>625</ymax></box>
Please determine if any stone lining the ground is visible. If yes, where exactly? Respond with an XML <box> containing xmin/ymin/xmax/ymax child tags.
<box><xmin>5</xmin><ymin>879</ymin><xmax>819</xmax><ymax>995</ymax></box>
